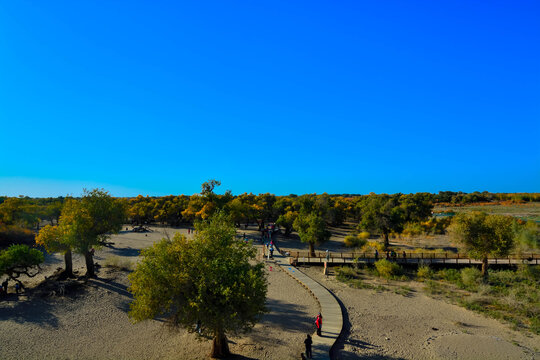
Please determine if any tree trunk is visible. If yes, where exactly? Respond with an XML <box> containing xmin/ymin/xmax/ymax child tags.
<box><xmin>382</xmin><ymin>231</ymin><xmax>389</xmax><ymax>250</ymax></box>
<box><xmin>210</xmin><ymin>331</ymin><xmax>230</xmax><ymax>358</ymax></box>
<box><xmin>481</xmin><ymin>256</ymin><xmax>489</xmax><ymax>281</ymax></box>
<box><xmin>285</xmin><ymin>227</ymin><xmax>292</xmax><ymax>237</ymax></box>
<box><xmin>84</xmin><ymin>251</ymin><xmax>95</xmax><ymax>277</ymax></box>
<box><xmin>64</xmin><ymin>249</ymin><xmax>74</xmax><ymax>277</ymax></box>
<box><xmin>309</xmin><ymin>242</ymin><xmax>315</xmax><ymax>257</ymax></box>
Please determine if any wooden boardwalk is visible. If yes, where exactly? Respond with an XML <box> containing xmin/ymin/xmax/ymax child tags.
<box><xmin>271</xmin><ymin>251</ymin><xmax>343</xmax><ymax>360</ymax></box>
<box><xmin>288</xmin><ymin>251</ymin><xmax>540</xmax><ymax>266</ymax></box>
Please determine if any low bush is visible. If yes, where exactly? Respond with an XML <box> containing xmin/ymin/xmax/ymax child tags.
<box><xmin>402</xmin><ymin>222</ymin><xmax>424</xmax><ymax>236</ymax></box>
<box><xmin>362</xmin><ymin>241</ymin><xmax>385</xmax><ymax>252</ymax></box>
<box><xmin>358</xmin><ymin>231</ymin><xmax>370</xmax><ymax>240</ymax></box>
<box><xmin>344</xmin><ymin>234</ymin><xmax>368</xmax><ymax>248</ymax></box>
<box><xmin>417</xmin><ymin>264</ymin><xmax>433</xmax><ymax>280</ymax></box>
<box><xmin>436</xmin><ymin>268</ymin><xmax>461</xmax><ymax>282</ymax></box>
<box><xmin>460</xmin><ymin>267</ymin><xmax>482</xmax><ymax>290</ymax></box>
<box><xmin>375</xmin><ymin>259</ymin><xmax>402</xmax><ymax>279</ymax></box>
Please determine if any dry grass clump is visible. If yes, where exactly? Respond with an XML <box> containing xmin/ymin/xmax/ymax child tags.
<box><xmin>103</xmin><ymin>256</ymin><xmax>135</xmax><ymax>271</ymax></box>
<box><xmin>344</xmin><ymin>233</ymin><xmax>368</xmax><ymax>248</ymax></box>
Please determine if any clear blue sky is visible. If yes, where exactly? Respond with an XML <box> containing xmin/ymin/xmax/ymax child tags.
<box><xmin>1</xmin><ymin>1</ymin><xmax>539</xmax><ymax>197</ymax></box>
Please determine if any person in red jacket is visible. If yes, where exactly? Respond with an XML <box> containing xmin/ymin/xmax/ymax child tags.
<box><xmin>315</xmin><ymin>313</ymin><xmax>322</xmax><ymax>336</ymax></box>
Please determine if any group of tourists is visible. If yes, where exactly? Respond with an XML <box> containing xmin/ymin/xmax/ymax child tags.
<box><xmin>374</xmin><ymin>249</ymin><xmax>407</xmax><ymax>261</ymax></box>
<box><xmin>263</xmin><ymin>241</ymin><xmax>274</xmax><ymax>259</ymax></box>
<box><xmin>0</xmin><ymin>279</ymin><xmax>21</xmax><ymax>297</ymax></box>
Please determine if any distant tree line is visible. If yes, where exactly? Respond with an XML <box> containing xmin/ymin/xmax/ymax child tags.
<box><xmin>1</xmin><ymin>187</ymin><xmax>538</xmax><ymax>253</ymax></box>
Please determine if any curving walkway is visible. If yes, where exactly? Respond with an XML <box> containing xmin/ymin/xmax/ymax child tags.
<box><xmin>271</xmin><ymin>250</ymin><xmax>343</xmax><ymax>359</ymax></box>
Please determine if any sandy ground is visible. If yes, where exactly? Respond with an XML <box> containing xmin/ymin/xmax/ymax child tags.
<box><xmin>0</xmin><ymin>226</ymin><xmax>319</xmax><ymax>360</ymax></box>
<box><xmin>302</xmin><ymin>266</ymin><xmax>540</xmax><ymax>360</ymax></box>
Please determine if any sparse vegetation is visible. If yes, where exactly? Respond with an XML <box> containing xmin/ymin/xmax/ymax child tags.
<box><xmin>374</xmin><ymin>259</ymin><xmax>402</xmax><ymax>279</ymax></box>
<box><xmin>422</xmin><ymin>265</ymin><xmax>540</xmax><ymax>334</ymax></box>
<box><xmin>416</xmin><ymin>264</ymin><xmax>433</xmax><ymax>280</ymax></box>
<box><xmin>103</xmin><ymin>256</ymin><xmax>135</xmax><ymax>271</ymax></box>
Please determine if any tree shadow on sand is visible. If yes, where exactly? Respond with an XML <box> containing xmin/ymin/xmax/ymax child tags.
<box><xmin>243</xmin><ymin>298</ymin><xmax>314</xmax><ymax>345</ymax></box>
<box><xmin>0</xmin><ymin>295</ymin><xmax>60</xmax><ymax>328</ymax></box>
<box><xmin>87</xmin><ymin>277</ymin><xmax>133</xmax><ymax>298</ymax></box>
<box><xmin>107</xmin><ymin>246</ymin><xmax>141</xmax><ymax>257</ymax></box>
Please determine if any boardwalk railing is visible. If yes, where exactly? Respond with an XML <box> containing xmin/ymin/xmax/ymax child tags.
<box><xmin>291</xmin><ymin>251</ymin><xmax>540</xmax><ymax>266</ymax></box>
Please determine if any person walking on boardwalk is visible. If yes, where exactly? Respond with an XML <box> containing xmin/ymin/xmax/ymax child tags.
<box><xmin>304</xmin><ymin>334</ymin><xmax>313</xmax><ymax>358</ymax></box>
<box><xmin>315</xmin><ymin>312</ymin><xmax>323</xmax><ymax>336</ymax></box>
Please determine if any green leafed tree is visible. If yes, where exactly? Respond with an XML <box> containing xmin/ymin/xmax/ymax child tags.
<box><xmin>0</xmin><ymin>244</ymin><xmax>44</xmax><ymax>290</ymax></box>
<box><xmin>276</xmin><ymin>210</ymin><xmax>298</xmax><ymax>237</ymax></box>
<box><xmin>37</xmin><ymin>189</ymin><xmax>125</xmax><ymax>277</ymax></box>
<box><xmin>449</xmin><ymin>211</ymin><xmax>515</xmax><ymax>280</ymax></box>
<box><xmin>293</xmin><ymin>212</ymin><xmax>331</xmax><ymax>256</ymax></box>
<box><xmin>128</xmin><ymin>212</ymin><xmax>267</xmax><ymax>358</ymax></box>
<box><xmin>36</xmin><ymin>224</ymin><xmax>74</xmax><ymax>277</ymax></box>
<box><xmin>358</xmin><ymin>194</ymin><xmax>405</xmax><ymax>249</ymax></box>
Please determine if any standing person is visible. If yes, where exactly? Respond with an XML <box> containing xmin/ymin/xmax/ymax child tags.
<box><xmin>269</xmin><ymin>244</ymin><xmax>274</xmax><ymax>258</ymax></box>
<box><xmin>325</xmin><ymin>249</ymin><xmax>330</xmax><ymax>262</ymax></box>
<box><xmin>315</xmin><ymin>313</ymin><xmax>323</xmax><ymax>336</ymax></box>
<box><xmin>2</xmin><ymin>279</ymin><xmax>8</xmax><ymax>295</ymax></box>
<box><xmin>304</xmin><ymin>334</ymin><xmax>312</xmax><ymax>358</ymax></box>
<box><xmin>375</xmin><ymin>249</ymin><xmax>379</xmax><ymax>261</ymax></box>
<box><xmin>15</xmin><ymin>282</ymin><xmax>20</xmax><ymax>294</ymax></box>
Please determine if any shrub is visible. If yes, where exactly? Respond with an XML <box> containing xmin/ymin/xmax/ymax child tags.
<box><xmin>436</xmin><ymin>268</ymin><xmax>461</xmax><ymax>283</ymax></box>
<box><xmin>461</xmin><ymin>267</ymin><xmax>482</xmax><ymax>290</ymax></box>
<box><xmin>417</xmin><ymin>264</ymin><xmax>433</xmax><ymax>280</ymax></box>
<box><xmin>362</xmin><ymin>241</ymin><xmax>385</xmax><ymax>252</ymax></box>
<box><xmin>358</xmin><ymin>231</ymin><xmax>370</xmax><ymax>240</ymax></box>
<box><xmin>336</xmin><ymin>266</ymin><xmax>357</xmax><ymax>280</ymax></box>
<box><xmin>374</xmin><ymin>259</ymin><xmax>402</xmax><ymax>279</ymax></box>
<box><xmin>344</xmin><ymin>234</ymin><xmax>368</xmax><ymax>248</ymax></box>
<box><xmin>402</xmin><ymin>222</ymin><xmax>423</xmax><ymax>236</ymax></box>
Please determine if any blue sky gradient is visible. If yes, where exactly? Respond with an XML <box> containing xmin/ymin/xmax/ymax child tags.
<box><xmin>1</xmin><ymin>1</ymin><xmax>539</xmax><ymax>197</ymax></box>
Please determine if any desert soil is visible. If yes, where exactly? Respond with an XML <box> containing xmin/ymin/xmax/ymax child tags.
<box><xmin>302</xmin><ymin>266</ymin><xmax>540</xmax><ymax>360</ymax></box>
